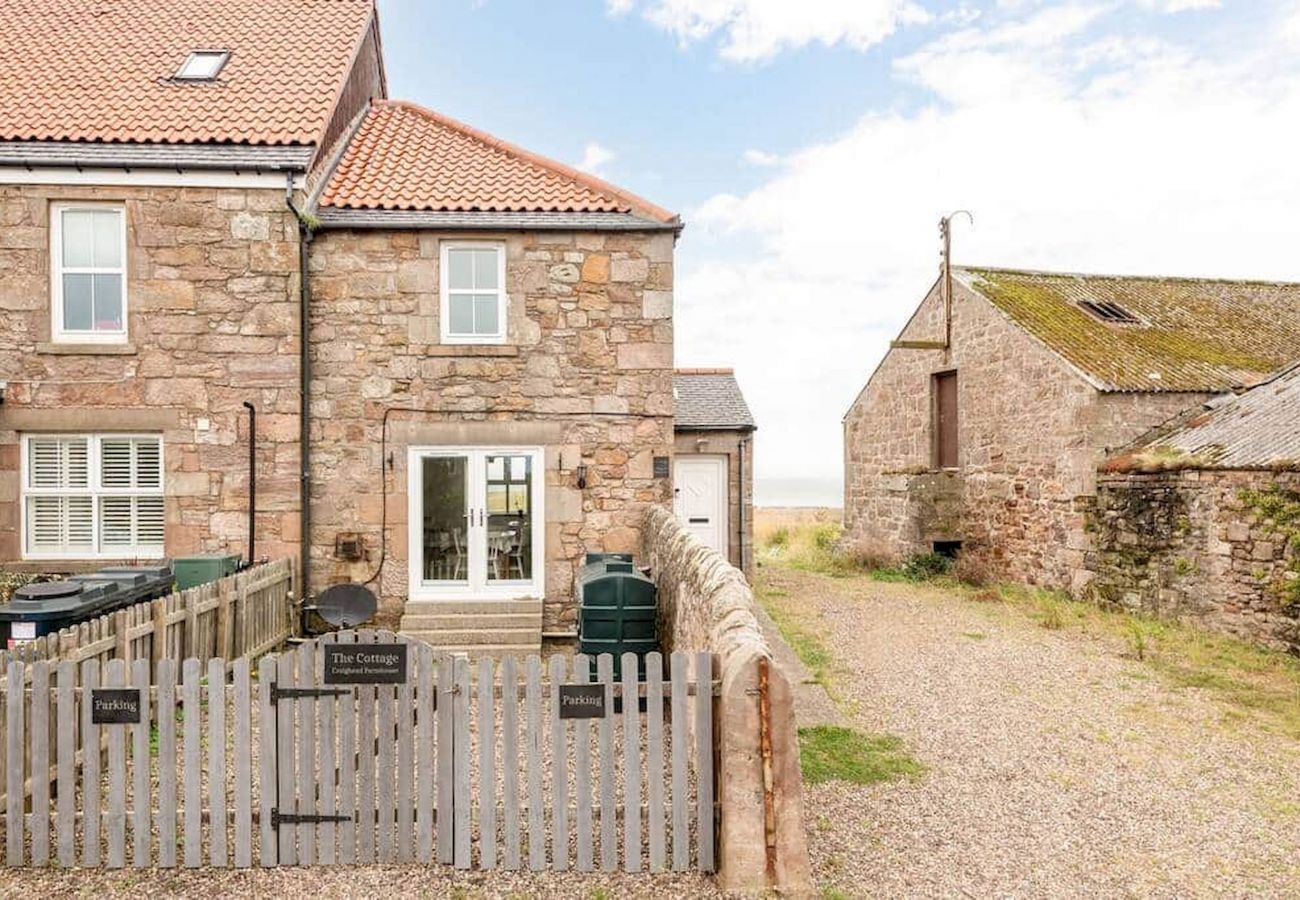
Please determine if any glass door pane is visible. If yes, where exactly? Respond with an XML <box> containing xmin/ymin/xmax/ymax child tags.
<box><xmin>420</xmin><ymin>455</ymin><xmax>469</xmax><ymax>584</ymax></box>
<box><xmin>485</xmin><ymin>453</ymin><xmax>533</xmax><ymax>583</ymax></box>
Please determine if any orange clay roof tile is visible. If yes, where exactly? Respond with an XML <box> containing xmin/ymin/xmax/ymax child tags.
<box><xmin>0</xmin><ymin>0</ymin><xmax>375</xmax><ymax>146</ymax></box>
<box><xmin>318</xmin><ymin>100</ymin><xmax>677</xmax><ymax>223</ymax></box>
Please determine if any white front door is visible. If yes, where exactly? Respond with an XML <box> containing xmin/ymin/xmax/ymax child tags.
<box><xmin>674</xmin><ymin>456</ymin><xmax>728</xmax><ymax>556</ymax></box>
<box><xmin>407</xmin><ymin>447</ymin><xmax>545</xmax><ymax>600</ymax></box>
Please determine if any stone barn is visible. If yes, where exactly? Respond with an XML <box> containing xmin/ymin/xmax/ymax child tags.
<box><xmin>1088</xmin><ymin>363</ymin><xmax>1300</xmax><ymax>651</ymax></box>
<box><xmin>842</xmin><ymin>265</ymin><xmax>1300</xmax><ymax>590</ymax></box>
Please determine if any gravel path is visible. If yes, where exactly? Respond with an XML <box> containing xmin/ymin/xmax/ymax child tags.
<box><xmin>763</xmin><ymin>567</ymin><xmax>1300</xmax><ymax>899</ymax></box>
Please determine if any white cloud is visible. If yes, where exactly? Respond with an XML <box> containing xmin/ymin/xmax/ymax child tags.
<box><xmin>612</xmin><ymin>0</ymin><xmax>930</xmax><ymax>62</ymax></box>
<box><xmin>1139</xmin><ymin>0</ymin><xmax>1220</xmax><ymax>11</ymax></box>
<box><xmin>576</xmin><ymin>142</ymin><xmax>616</xmax><ymax>176</ymax></box>
<box><xmin>741</xmin><ymin>148</ymin><xmax>780</xmax><ymax>166</ymax></box>
<box><xmin>675</xmin><ymin>6</ymin><xmax>1300</xmax><ymax>492</ymax></box>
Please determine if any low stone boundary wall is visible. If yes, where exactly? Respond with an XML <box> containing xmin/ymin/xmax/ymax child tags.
<box><xmin>642</xmin><ymin>506</ymin><xmax>811</xmax><ymax>894</ymax></box>
<box><xmin>1087</xmin><ymin>470</ymin><xmax>1300</xmax><ymax>652</ymax></box>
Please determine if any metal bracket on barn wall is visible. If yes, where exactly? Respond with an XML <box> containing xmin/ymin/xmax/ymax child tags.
<box><xmin>890</xmin><ymin>210</ymin><xmax>974</xmax><ymax>353</ymax></box>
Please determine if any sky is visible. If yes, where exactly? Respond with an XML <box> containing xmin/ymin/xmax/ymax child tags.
<box><xmin>377</xmin><ymin>0</ymin><xmax>1300</xmax><ymax>506</ymax></box>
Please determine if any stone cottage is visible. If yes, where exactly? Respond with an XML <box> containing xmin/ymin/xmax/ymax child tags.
<box><xmin>672</xmin><ymin>369</ymin><xmax>756</xmax><ymax>576</ymax></box>
<box><xmin>843</xmin><ymin>265</ymin><xmax>1300</xmax><ymax>591</ymax></box>
<box><xmin>0</xmin><ymin>0</ymin><xmax>682</xmax><ymax>655</ymax></box>
<box><xmin>1088</xmin><ymin>363</ymin><xmax>1300</xmax><ymax>651</ymax></box>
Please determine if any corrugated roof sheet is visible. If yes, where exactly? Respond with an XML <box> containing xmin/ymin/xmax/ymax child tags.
<box><xmin>0</xmin><ymin>0</ymin><xmax>374</xmax><ymax>146</ymax></box>
<box><xmin>1127</xmin><ymin>364</ymin><xmax>1300</xmax><ymax>470</ymax></box>
<box><xmin>674</xmin><ymin>370</ymin><xmax>756</xmax><ymax>430</ymax></box>
<box><xmin>317</xmin><ymin>101</ymin><xmax>677</xmax><ymax>222</ymax></box>
<box><xmin>957</xmin><ymin>267</ymin><xmax>1300</xmax><ymax>392</ymax></box>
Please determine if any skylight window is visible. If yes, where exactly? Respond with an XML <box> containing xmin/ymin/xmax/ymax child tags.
<box><xmin>1078</xmin><ymin>299</ymin><xmax>1141</xmax><ymax>325</ymax></box>
<box><xmin>174</xmin><ymin>50</ymin><xmax>229</xmax><ymax>81</ymax></box>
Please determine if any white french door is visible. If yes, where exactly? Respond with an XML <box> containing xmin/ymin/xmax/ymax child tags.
<box><xmin>407</xmin><ymin>446</ymin><xmax>545</xmax><ymax>600</ymax></box>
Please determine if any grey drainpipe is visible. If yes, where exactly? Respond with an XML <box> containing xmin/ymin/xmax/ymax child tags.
<box><xmin>738</xmin><ymin>436</ymin><xmax>748</xmax><ymax>574</ymax></box>
<box><xmin>285</xmin><ymin>178</ymin><xmax>316</xmax><ymax>602</ymax></box>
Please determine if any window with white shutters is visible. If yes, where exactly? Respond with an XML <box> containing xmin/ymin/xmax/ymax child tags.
<box><xmin>22</xmin><ymin>435</ymin><xmax>164</xmax><ymax>558</ymax></box>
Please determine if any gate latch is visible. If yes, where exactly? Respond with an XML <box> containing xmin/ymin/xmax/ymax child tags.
<box><xmin>270</xmin><ymin>685</ymin><xmax>353</xmax><ymax>706</ymax></box>
<box><xmin>270</xmin><ymin>808</ymin><xmax>354</xmax><ymax>829</ymax></box>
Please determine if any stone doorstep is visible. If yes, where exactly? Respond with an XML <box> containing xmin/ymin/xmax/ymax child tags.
<box><xmin>402</xmin><ymin>643</ymin><xmax>543</xmax><ymax>661</ymax></box>
<box><xmin>398</xmin><ymin>612</ymin><xmax>541</xmax><ymax>631</ymax></box>
<box><xmin>401</xmin><ymin>599</ymin><xmax>542</xmax><ymax>616</ymax></box>
<box><xmin>397</xmin><ymin>627</ymin><xmax>539</xmax><ymax>646</ymax></box>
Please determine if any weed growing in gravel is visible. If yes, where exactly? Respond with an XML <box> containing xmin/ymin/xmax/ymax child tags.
<box><xmin>798</xmin><ymin>725</ymin><xmax>924</xmax><ymax>785</ymax></box>
<box><xmin>990</xmin><ymin>584</ymin><xmax>1300</xmax><ymax>739</ymax></box>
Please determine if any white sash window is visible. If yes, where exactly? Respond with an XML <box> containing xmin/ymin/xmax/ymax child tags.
<box><xmin>51</xmin><ymin>203</ymin><xmax>128</xmax><ymax>343</ymax></box>
<box><xmin>22</xmin><ymin>434</ymin><xmax>164</xmax><ymax>559</ymax></box>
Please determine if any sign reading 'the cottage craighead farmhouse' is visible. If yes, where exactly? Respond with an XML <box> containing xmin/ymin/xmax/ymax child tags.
<box><xmin>559</xmin><ymin>683</ymin><xmax>607</xmax><ymax>718</ymax></box>
<box><xmin>91</xmin><ymin>688</ymin><xmax>142</xmax><ymax>724</ymax></box>
<box><xmin>323</xmin><ymin>643</ymin><xmax>408</xmax><ymax>684</ymax></box>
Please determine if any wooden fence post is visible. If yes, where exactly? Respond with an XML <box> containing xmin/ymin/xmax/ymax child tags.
<box><xmin>113</xmin><ymin>609</ymin><xmax>130</xmax><ymax>665</ymax></box>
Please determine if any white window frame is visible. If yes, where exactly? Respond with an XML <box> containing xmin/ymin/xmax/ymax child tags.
<box><xmin>50</xmin><ymin>202</ymin><xmax>129</xmax><ymax>344</ymax></box>
<box><xmin>439</xmin><ymin>241</ymin><xmax>508</xmax><ymax>345</ymax></box>
<box><xmin>20</xmin><ymin>434</ymin><xmax>165</xmax><ymax>560</ymax></box>
<box><xmin>406</xmin><ymin>446</ymin><xmax>545</xmax><ymax>601</ymax></box>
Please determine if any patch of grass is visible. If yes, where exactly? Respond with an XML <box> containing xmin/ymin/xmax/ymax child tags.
<box><xmin>755</xmin><ymin>508</ymin><xmax>873</xmax><ymax>577</ymax></box>
<box><xmin>798</xmin><ymin>725</ymin><xmax>924</xmax><ymax>786</ymax></box>
<box><xmin>960</xmin><ymin>631</ymin><xmax>987</xmax><ymax>641</ymax></box>
<box><xmin>820</xmin><ymin>886</ymin><xmax>852</xmax><ymax>900</ymax></box>
<box><xmin>756</xmin><ymin>582</ymin><xmax>835</xmax><ymax>689</ymax></box>
<box><xmin>1033</xmin><ymin>591</ymin><xmax>1067</xmax><ymax>630</ymax></box>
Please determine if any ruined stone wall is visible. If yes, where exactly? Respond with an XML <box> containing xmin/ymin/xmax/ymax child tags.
<box><xmin>673</xmin><ymin>429</ymin><xmax>755</xmax><ymax>576</ymax></box>
<box><xmin>0</xmin><ymin>183</ymin><xmax>302</xmax><ymax>567</ymax></box>
<box><xmin>842</xmin><ymin>279</ymin><xmax>1210</xmax><ymax>589</ymax></box>
<box><xmin>1088</xmin><ymin>469</ymin><xmax>1300</xmax><ymax>651</ymax></box>
<box><xmin>307</xmin><ymin>229</ymin><xmax>675</xmax><ymax>627</ymax></box>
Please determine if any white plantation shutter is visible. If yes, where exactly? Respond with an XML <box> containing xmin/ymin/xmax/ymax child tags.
<box><xmin>27</xmin><ymin>437</ymin><xmax>89</xmax><ymax>489</ymax></box>
<box><xmin>22</xmin><ymin>434</ymin><xmax>163</xmax><ymax>558</ymax></box>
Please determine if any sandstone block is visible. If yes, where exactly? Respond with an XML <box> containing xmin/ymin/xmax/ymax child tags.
<box><xmin>610</xmin><ymin>257</ymin><xmax>649</xmax><ymax>282</ymax></box>
<box><xmin>617</xmin><ymin>342</ymin><xmax>672</xmax><ymax>369</ymax></box>
<box><xmin>643</xmin><ymin>290</ymin><xmax>672</xmax><ymax>319</ymax></box>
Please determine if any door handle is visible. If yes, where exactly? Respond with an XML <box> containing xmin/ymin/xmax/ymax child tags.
<box><xmin>689</xmin><ymin>517</ymin><xmax>709</xmax><ymax>524</ymax></box>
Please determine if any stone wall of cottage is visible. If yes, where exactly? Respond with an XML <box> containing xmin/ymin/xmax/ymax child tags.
<box><xmin>1087</xmin><ymin>469</ymin><xmax>1300</xmax><ymax>651</ymax></box>
<box><xmin>306</xmin><ymin>228</ymin><xmax>674</xmax><ymax>628</ymax></box>
<box><xmin>842</xmin><ymin>279</ymin><xmax>1209</xmax><ymax>589</ymax></box>
<box><xmin>0</xmin><ymin>183</ymin><xmax>302</xmax><ymax>568</ymax></box>
<box><xmin>673</xmin><ymin>429</ymin><xmax>755</xmax><ymax>577</ymax></box>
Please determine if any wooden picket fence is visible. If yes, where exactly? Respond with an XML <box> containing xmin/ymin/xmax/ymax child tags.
<box><xmin>0</xmin><ymin>558</ymin><xmax>294</xmax><ymax>673</ymax></box>
<box><xmin>0</xmin><ymin>559</ymin><xmax>294</xmax><ymax>813</ymax></box>
<box><xmin>0</xmin><ymin>630</ymin><xmax>717</xmax><ymax>872</ymax></box>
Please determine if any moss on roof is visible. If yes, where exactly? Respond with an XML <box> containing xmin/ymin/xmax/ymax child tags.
<box><xmin>959</xmin><ymin>267</ymin><xmax>1300</xmax><ymax>392</ymax></box>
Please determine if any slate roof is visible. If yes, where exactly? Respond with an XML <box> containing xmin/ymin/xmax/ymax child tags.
<box><xmin>674</xmin><ymin>370</ymin><xmax>756</xmax><ymax>431</ymax></box>
<box><xmin>0</xmin><ymin>0</ymin><xmax>375</xmax><ymax>146</ymax></box>
<box><xmin>956</xmin><ymin>267</ymin><xmax>1300</xmax><ymax>393</ymax></box>
<box><xmin>1123</xmin><ymin>364</ymin><xmax>1300</xmax><ymax>470</ymax></box>
<box><xmin>317</xmin><ymin>101</ymin><xmax>678</xmax><ymax>223</ymax></box>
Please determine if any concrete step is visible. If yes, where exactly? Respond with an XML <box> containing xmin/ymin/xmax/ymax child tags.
<box><xmin>400</xmin><ymin>628</ymin><xmax>539</xmax><ymax>646</ymax></box>
<box><xmin>419</xmin><ymin>644</ymin><xmax>542</xmax><ymax>660</ymax></box>
<box><xmin>399</xmin><ymin>613</ymin><xmax>540</xmax><ymax>632</ymax></box>
<box><xmin>403</xmin><ymin>600</ymin><xmax>542</xmax><ymax>616</ymax></box>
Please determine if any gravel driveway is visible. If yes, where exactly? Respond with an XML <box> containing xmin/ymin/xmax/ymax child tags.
<box><xmin>763</xmin><ymin>567</ymin><xmax>1300</xmax><ymax>899</ymax></box>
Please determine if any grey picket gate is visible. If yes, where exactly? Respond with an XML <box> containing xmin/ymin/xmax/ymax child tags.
<box><xmin>0</xmin><ymin>630</ymin><xmax>716</xmax><ymax>873</ymax></box>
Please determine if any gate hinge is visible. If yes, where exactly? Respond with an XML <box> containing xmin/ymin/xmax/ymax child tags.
<box><xmin>270</xmin><ymin>808</ymin><xmax>354</xmax><ymax>829</ymax></box>
<box><xmin>270</xmin><ymin>685</ymin><xmax>353</xmax><ymax>705</ymax></box>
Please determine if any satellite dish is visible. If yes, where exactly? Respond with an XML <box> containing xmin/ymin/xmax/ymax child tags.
<box><xmin>312</xmin><ymin>583</ymin><xmax>378</xmax><ymax>629</ymax></box>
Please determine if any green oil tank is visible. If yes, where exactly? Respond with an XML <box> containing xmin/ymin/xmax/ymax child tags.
<box><xmin>577</xmin><ymin>552</ymin><xmax>657</xmax><ymax>678</ymax></box>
